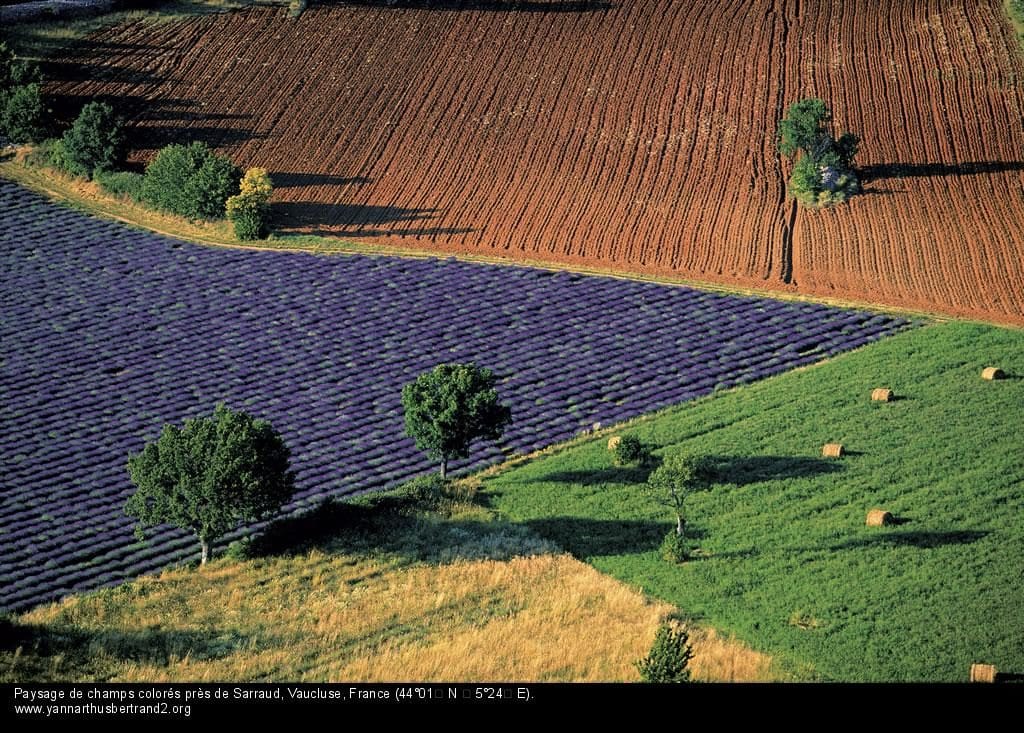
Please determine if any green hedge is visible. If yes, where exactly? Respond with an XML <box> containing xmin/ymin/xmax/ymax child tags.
<box><xmin>141</xmin><ymin>141</ymin><xmax>240</xmax><ymax>220</ymax></box>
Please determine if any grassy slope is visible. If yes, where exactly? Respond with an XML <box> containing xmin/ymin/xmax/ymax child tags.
<box><xmin>486</xmin><ymin>323</ymin><xmax>1024</xmax><ymax>681</ymax></box>
<box><xmin>1</xmin><ymin>493</ymin><xmax>772</xmax><ymax>682</ymax></box>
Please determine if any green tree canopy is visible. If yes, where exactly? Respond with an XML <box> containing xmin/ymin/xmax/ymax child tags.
<box><xmin>401</xmin><ymin>363</ymin><xmax>512</xmax><ymax>479</ymax></box>
<box><xmin>0</xmin><ymin>42</ymin><xmax>45</xmax><ymax>143</ymax></box>
<box><xmin>635</xmin><ymin>622</ymin><xmax>693</xmax><ymax>683</ymax></box>
<box><xmin>1</xmin><ymin>83</ymin><xmax>46</xmax><ymax>143</ymax></box>
<box><xmin>645</xmin><ymin>451</ymin><xmax>715</xmax><ymax>538</ymax></box>
<box><xmin>141</xmin><ymin>141</ymin><xmax>240</xmax><ymax>219</ymax></box>
<box><xmin>57</xmin><ymin>101</ymin><xmax>125</xmax><ymax>178</ymax></box>
<box><xmin>778</xmin><ymin>97</ymin><xmax>832</xmax><ymax>160</ymax></box>
<box><xmin>125</xmin><ymin>404</ymin><xmax>295</xmax><ymax>565</ymax></box>
<box><xmin>778</xmin><ymin>97</ymin><xmax>861</xmax><ymax>206</ymax></box>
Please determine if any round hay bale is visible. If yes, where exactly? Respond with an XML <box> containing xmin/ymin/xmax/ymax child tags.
<box><xmin>607</xmin><ymin>435</ymin><xmax>621</xmax><ymax>452</ymax></box>
<box><xmin>865</xmin><ymin>509</ymin><xmax>894</xmax><ymax>527</ymax></box>
<box><xmin>970</xmin><ymin>663</ymin><xmax>997</xmax><ymax>683</ymax></box>
<box><xmin>981</xmin><ymin>367</ymin><xmax>1005</xmax><ymax>381</ymax></box>
<box><xmin>822</xmin><ymin>443</ymin><xmax>844</xmax><ymax>458</ymax></box>
<box><xmin>871</xmin><ymin>388</ymin><xmax>894</xmax><ymax>402</ymax></box>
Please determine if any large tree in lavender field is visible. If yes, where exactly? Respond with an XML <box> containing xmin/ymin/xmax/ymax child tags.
<box><xmin>125</xmin><ymin>404</ymin><xmax>295</xmax><ymax>565</ymax></box>
<box><xmin>401</xmin><ymin>363</ymin><xmax>512</xmax><ymax>479</ymax></box>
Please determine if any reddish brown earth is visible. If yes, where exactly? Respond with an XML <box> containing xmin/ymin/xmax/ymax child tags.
<box><xmin>43</xmin><ymin>0</ymin><xmax>1024</xmax><ymax>324</ymax></box>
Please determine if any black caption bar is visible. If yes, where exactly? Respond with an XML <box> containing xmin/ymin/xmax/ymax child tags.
<box><xmin>4</xmin><ymin>683</ymin><xmax>536</xmax><ymax>719</ymax></box>
<box><xmin>2</xmin><ymin>682</ymin><xmax>1018</xmax><ymax>720</ymax></box>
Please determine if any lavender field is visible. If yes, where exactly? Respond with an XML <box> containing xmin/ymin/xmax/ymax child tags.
<box><xmin>0</xmin><ymin>180</ymin><xmax>910</xmax><ymax>610</ymax></box>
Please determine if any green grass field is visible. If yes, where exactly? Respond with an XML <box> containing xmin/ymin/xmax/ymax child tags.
<box><xmin>485</xmin><ymin>322</ymin><xmax>1024</xmax><ymax>681</ymax></box>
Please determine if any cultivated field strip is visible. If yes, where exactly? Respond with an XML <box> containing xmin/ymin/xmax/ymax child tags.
<box><xmin>42</xmin><ymin>0</ymin><xmax>1024</xmax><ymax>323</ymax></box>
<box><xmin>788</xmin><ymin>0</ymin><xmax>1024</xmax><ymax>321</ymax></box>
<box><xmin>0</xmin><ymin>181</ymin><xmax>908</xmax><ymax>610</ymax></box>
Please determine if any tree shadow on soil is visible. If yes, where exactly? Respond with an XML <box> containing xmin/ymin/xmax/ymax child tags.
<box><xmin>860</xmin><ymin>161</ymin><xmax>1024</xmax><ymax>183</ymax></box>
<box><xmin>273</xmin><ymin>201</ymin><xmax>474</xmax><ymax>237</ymax></box>
<box><xmin>270</xmin><ymin>173</ymin><xmax>372</xmax><ymax>189</ymax></box>
<box><xmin>47</xmin><ymin>93</ymin><xmax>261</xmax><ymax>152</ymax></box>
<box><xmin>330</xmin><ymin>0</ymin><xmax>613</xmax><ymax>12</ymax></box>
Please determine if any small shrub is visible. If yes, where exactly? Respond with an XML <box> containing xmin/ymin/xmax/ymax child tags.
<box><xmin>43</xmin><ymin>137</ymin><xmax>73</xmax><ymax>172</ymax></box>
<box><xmin>94</xmin><ymin>169</ymin><xmax>144</xmax><ymax>202</ymax></box>
<box><xmin>401</xmin><ymin>473</ymin><xmax>448</xmax><ymax>506</ymax></box>
<box><xmin>227</xmin><ymin>167</ymin><xmax>273</xmax><ymax>240</ymax></box>
<box><xmin>226</xmin><ymin>193</ymin><xmax>267</xmax><ymax>239</ymax></box>
<box><xmin>1</xmin><ymin>83</ymin><xmax>47</xmax><ymax>143</ymax></box>
<box><xmin>58</xmin><ymin>102</ymin><xmax>125</xmax><ymax>179</ymax></box>
<box><xmin>659</xmin><ymin>529</ymin><xmax>689</xmax><ymax>563</ymax></box>
<box><xmin>142</xmin><ymin>141</ymin><xmax>240</xmax><ymax>220</ymax></box>
<box><xmin>398</xmin><ymin>473</ymin><xmax>480</xmax><ymax>515</ymax></box>
<box><xmin>635</xmin><ymin>622</ymin><xmax>693</xmax><ymax>683</ymax></box>
<box><xmin>613</xmin><ymin>434</ymin><xmax>651</xmax><ymax>467</ymax></box>
<box><xmin>224</xmin><ymin>537</ymin><xmax>253</xmax><ymax>561</ymax></box>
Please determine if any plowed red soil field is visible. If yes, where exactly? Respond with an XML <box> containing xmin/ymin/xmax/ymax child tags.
<box><xmin>41</xmin><ymin>0</ymin><xmax>1024</xmax><ymax>324</ymax></box>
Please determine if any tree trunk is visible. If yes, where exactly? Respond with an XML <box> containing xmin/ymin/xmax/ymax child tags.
<box><xmin>200</xmin><ymin>538</ymin><xmax>210</xmax><ymax>565</ymax></box>
<box><xmin>676</xmin><ymin>514</ymin><xmax>686</xmax><ymax>537</ymax></box>
<box><xmin>440</xmin><ymin>458</ymin><xmax>447</xmax><ymax>480</ymax></box>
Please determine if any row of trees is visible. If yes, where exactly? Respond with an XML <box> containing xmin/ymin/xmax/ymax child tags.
<box><xmin>1</xmin><ymin>43</ymin><xmax>272</xmax><ymax>239</ymax></box>
<box><xmin>125</xmin><ymin>358</ymin><xmax>716</xmax><ymax>570</ymax></box>
<box><xmin>611</xmin><ymin>435</ymin><xmax>715</xmax><ymax>562</ymax></box>
<box><xmin>123</xmin><ymin>361</ymin><xmax>699</xmax><ymax>682</ymax></box>
<box><xmin>125</xmin><ymin>363</ymin><xmax>511</xmax><ymax>563</ymax></box>
<box><xmin>48</xmin><ymin>114</ymin><xmax>273</xmax><ymax>240</ymax></box>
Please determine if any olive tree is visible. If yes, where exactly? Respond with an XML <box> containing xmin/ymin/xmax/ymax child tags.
<box><xmin>125</xmin><ymin>404</ymin><xmax>295</xmax><ymax>565</ymax></box>
<box><xmin>401</xmin><ymin>363</ymin><xmax>512</xmax><ymax>479</ymax></box>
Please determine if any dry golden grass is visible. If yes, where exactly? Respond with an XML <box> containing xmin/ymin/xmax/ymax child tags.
<box><xmin>12</xmin><ymin>546</ymin><xmax>773</xmax><ymax>682</ymax></box>
<box><xmin>686</xmin><ymin>626</ymin><xmax>775</xmax><ymax>682</ymax></box>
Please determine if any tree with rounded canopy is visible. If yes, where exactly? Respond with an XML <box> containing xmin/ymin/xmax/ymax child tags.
<box><xmin>125</xmin><ymin>404</ymin><xmax>295</xmax><ymax>565</ymax></box>
<box><xmin>57</xmin><ymin>101</ymin><xmax>125</xmax><ymax>179</ymax></box>
<box><xmin>401</xmin><ymin>363</ymin><xmax>512</xmax><ymax>479</ymax></box>
<box><xmin>644</xmin><ymin>450</ymin><xmax>715</xmax><ymax>539</ymax></box>
<box><xmin>778</xmin><ymin>97</ymin><xmax>860</xmax><ymax>206</ymax></box>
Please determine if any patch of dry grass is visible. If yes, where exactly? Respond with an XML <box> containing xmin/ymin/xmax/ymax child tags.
<box><xmin>6</xmin><ymin>546</ymin><xmax>772</xmax><ymax>682</ymax></box>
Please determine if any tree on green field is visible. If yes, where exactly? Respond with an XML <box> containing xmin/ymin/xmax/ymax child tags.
<box><xmin>645</xmin><ymin>450</ymin><xmax>715</xmax><ymax>540</ymax></box>
<box><xmin>778</xmin><ymin>97</ymin><xmax>860</xmax><ymax>206</ymax></box>
<box><xmin>125</xmin><ymin>404</ymin><xmax>295</xmax><ymax>565</ymax></box>
<box><xmin>55</xmin><ymin>101</ymin><xmax>125</xmax><ymax>178</ymax></box>
<box><xmin>635</xmin><ymin>622</ymin><xmax>693</xmax><ymax>683</ymax></box>
<box><xmin>141</xmin><ymin>141</ymin><xmax>240</xmax><ymax>219</ymax></box>
<box><xmin>401</xmin><ymin>363</ymin><xmax>512</xmax><ymax>479</ymax></box>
